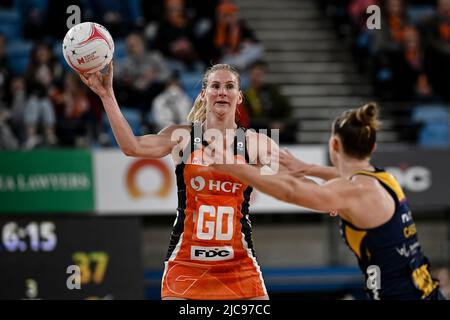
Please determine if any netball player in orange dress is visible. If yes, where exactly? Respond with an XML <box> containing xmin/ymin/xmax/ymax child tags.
<box><xmin>80</xmin><ymin>62</ymin><xmax>277</xmax><ymax>300</ymax></box>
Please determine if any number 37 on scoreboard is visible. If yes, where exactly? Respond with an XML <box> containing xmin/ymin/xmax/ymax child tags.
<box><xmin>66</xmin><ymin>251</ymin><xmax>109</xmax><ymax>290</ymax></box>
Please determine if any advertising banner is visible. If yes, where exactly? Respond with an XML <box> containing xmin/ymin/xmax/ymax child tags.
<box><xmin>372</xmin><ymin>148</ymin><xmax>450</xmax><ymax>209</ymax></box>
<box><xmin>94</xmin><ymin>150</ymin><xmax>178</xmax><ymax>214</ymax></box>
<box><xmin>94</xmin><ymin>146</ymin><xmax>327</xmax><ymax>214</ymax></box>
<box><xmin>0</xmin><ymin>151</ymin><xmax>94</xmax><ymax>213</ymax></box>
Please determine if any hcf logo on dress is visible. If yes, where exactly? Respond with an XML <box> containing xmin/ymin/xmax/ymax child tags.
<box><xmin>190</xmin><ymin>176</ymin><xmax>242</xmax><ymax>193</ymax></box>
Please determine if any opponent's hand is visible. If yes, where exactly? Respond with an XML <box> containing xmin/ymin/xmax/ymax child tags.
<box><xmin>79</xmin><ymin>61</ymin><xmax>113</xmax><ymax>98</ymax></box>
<box><xmin>279</xmin><ymin>148</ymin><xmax>311</xmax><ymax>177</ymax></box>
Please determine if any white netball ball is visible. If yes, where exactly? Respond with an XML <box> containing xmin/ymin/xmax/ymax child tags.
<box><xmin>62</xmin><ymin>22</ymin><xmax>114</xmax><ymax>74</ymax></box>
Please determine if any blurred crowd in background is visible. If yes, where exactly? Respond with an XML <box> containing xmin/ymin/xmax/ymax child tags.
<box><xmin>0</xmin><ymin>0</ymin><xmax>280</xmax><ymax>150</ymax></box>
<box><xmin>324</xmin><ymin>0</ymin><xmax>450</xmax><ymax>101</ymax></box>
<box><xmin>321</xmin><ymin>0</ymin><xmax>450</xmax><ymax>145</ymax></box>
<box><xmin>1</xmin><ymin>0</ymin><xmax>450</xmax><ymax>150</ymax></box>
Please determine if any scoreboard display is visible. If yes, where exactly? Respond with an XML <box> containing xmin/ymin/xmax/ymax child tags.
<box><xmin>0</xmin><ymin>216</ymin><xmax>143</xmax><ymax>299</ymax></box>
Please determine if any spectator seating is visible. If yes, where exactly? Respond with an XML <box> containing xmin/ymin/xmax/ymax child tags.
<box><xmin>7</xmin><ymin>39</ymin><xmax>32</xmax><ymax>75</ymax></box>
<box><xmin>412</xmin><ymin>105</ymin><xmax>449</xmax><ymax>147</ymax></box>
<box><xmin>103</xmin><ymin>107</ymin><xmax>141</xmax><ymax>147</ymax></box>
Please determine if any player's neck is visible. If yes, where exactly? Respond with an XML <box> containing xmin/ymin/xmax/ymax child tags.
<box><xmin>204</xmin><ymin>115</ymin><xmax>237</xmax><ymax>135</ymax></box>
<box><xmin>338</xmin><ymin>156</ymin><xmax>374</xmax><ymax>179</ymax></box>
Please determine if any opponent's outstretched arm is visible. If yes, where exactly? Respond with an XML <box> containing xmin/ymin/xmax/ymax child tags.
<box><xmin>212</xmin><ymin>161</ymin><xmax>355</xmax><ymax>214</ymax></box>
<box><xmin>279</xmin><ymin>148</ymin><xmax>339</xmax><ymax>180</ymax></box>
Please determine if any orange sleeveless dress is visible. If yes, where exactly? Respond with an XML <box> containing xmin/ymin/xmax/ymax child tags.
<box><xmin>161</xmin><ymin>127</ymin><xmax>267</xmax><ymax>300</ymax></box>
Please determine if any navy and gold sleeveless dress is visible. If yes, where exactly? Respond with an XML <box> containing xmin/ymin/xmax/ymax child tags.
<box><xmin>339</xmin><ymin>168</ymin><xmax>445</xmax><ymax>300</ymax></box>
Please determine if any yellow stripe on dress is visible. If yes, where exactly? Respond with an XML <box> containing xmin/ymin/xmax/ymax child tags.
<box><xmin>352</xmin><ymin>170</ymin><xmax>406</xmax><ymax>202</ymax></box>
<box><xmin>345</xmin><ymin>225</ymin><xmax>367</xmax><ymax>259</ymax></box>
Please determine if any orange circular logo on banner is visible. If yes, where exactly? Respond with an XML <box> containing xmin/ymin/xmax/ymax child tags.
<box><xmin>126</xmin><ymin>159</ymin><xmax>172</xmax><ymax>198</ymax></box>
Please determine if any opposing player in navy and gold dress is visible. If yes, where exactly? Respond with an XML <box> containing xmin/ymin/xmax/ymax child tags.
<box><xmin>338</xmin><ymin>167</ymin><xmax>442</xmax><ymax>299</ymax></box>
<box><xmin>211</xmin><ymin>102</ymin><xmax>446</xmax><ymax>300</ymax></box>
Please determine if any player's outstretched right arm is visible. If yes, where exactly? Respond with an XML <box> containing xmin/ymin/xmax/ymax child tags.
<box><xmin>279</xmin><ymin>148</ymin><xmax>339</xmax><ymax>180</ymax></box>
<box><xmin>79</xmin><ymin>61</ymin><xmax>180</xmax><ymax>158</ymax></box>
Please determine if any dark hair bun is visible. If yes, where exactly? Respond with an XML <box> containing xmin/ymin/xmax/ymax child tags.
<box><xmin>355</xmin><ymin>102</ymin><xmax>380</xmax><ymax>130</ymax></box>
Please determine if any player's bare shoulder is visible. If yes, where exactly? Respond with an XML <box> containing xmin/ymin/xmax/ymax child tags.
<box><xmin>350</xmin><ymin>174</ymin><xmax>382</xmax><ymax>194</ymax></box>
<box><xmin>158</xmin><ymin>124</ymin><xmax>191</xmax><ymax>137</ymax></box>
<box><xmin>159</xmin><ymin>124</ymin><xmax>193</xmax><ymax>159</ymax></box>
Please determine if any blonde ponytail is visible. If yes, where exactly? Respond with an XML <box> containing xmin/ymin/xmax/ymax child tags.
<box><xmin>187</xmin><ymin>94</ymin><xmax>207</xmax><ymax>124</ymax></box>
